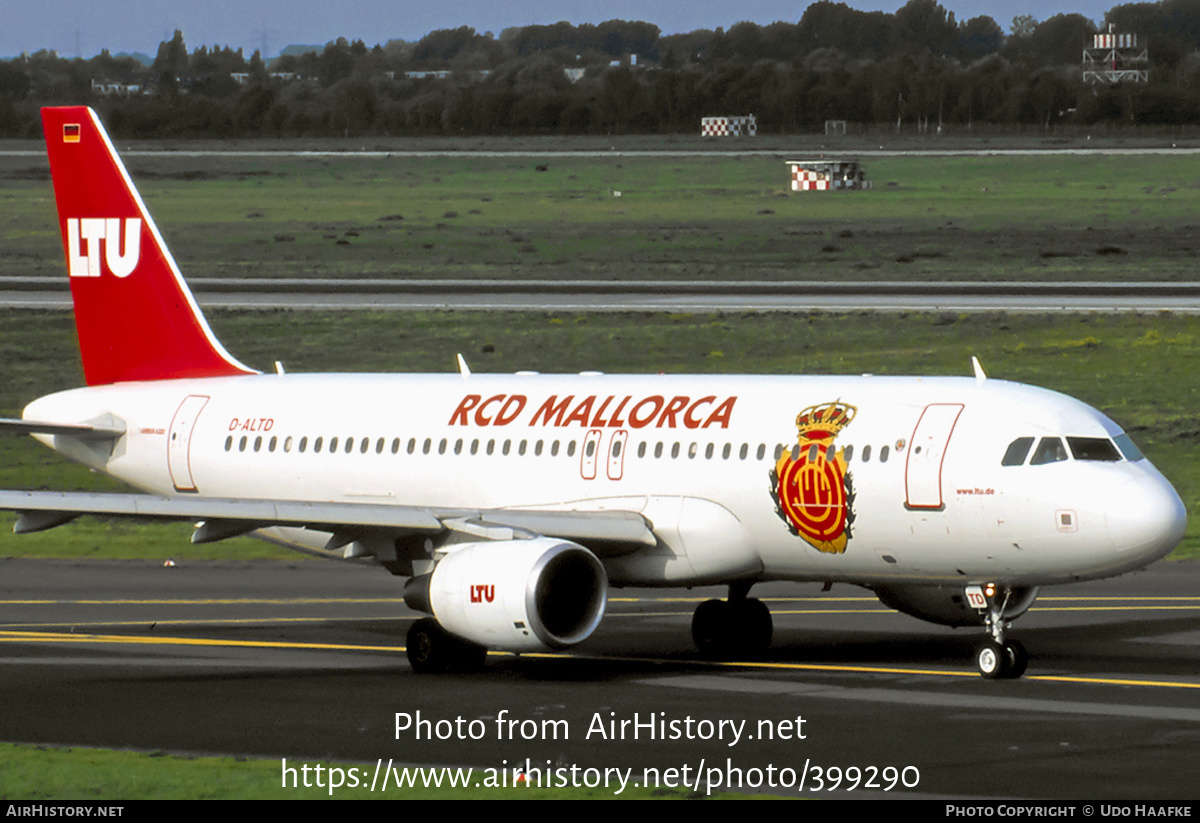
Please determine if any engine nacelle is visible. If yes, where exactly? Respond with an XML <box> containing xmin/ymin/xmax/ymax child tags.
<box><xmin>404</xmin><ymin>537</ymin><xmax>607</xmax><ymax>653</ymax></box>
<box><xmin>873</xmin><ymin>584</ymin><xmax>1039</xmax><ymax>627</ymax></box>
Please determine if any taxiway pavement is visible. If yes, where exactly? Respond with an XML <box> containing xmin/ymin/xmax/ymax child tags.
<box><xmin>0</xmin><ymin>557</ymin><xmax>1197</xmax><ymax>799</ymax></box>
<box><xmin>4</xmin><ymin>278</ymin><xmax>1200</xmax><ymax>313</ymax></box>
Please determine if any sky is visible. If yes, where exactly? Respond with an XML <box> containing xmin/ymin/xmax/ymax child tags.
<box><xmin>5</xmin><ymin>0</ymin><xmax>1118</xmax><ymax>59</ymax></box>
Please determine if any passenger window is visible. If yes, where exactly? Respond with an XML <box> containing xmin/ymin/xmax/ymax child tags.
<box><xmin>1030</xmin><ymin>437</ymin><xmax>1068</xmax><ymax>465</ymax></box>
<box><xmin>299</xmin><ymin>436</ymin><xmax>307</xmax><ymax>453</ymax></box>
<box><xmin>637</xmin><ymin>442</ymin><xmax>646</xmax><ymax>458</ymax></box>
<box><xmin>407</xmin><ymin>438</ymin><xmax>416</xmax><ymax>454</ymax></box>
<box><xmin>535</xmin><ymin>440</ymin><xmax>544</xmax><ymax>456</ymax></box>
<box><xmin>671</xmin><ymin>442</ymin><xmax>680</xmax><ymax>458</ymax></box>
<box><xmin>330</xmin><ymin>436</ymin><xmax>339</xmax><ymax>452</ymax></box>
<box><xmin>722</xmin><ymin>443</ymin><xmax>730</xmax><ymax>459</ymax></box>
<box><xmin>224</xmin><ymin>436</ymin><xmax>232</xmax><ymax>452</ymax></box>
<box><xmin>438</xmin><ymin>438</ymin><xmax>446</xmax><ymax>455</ymax></box>
<box><xmin>375</xmin><ymin>437</ymin><xmax>384</xmax><ymax>454</ymax></box>
<box><xmin>880</xmin><ymin>445</ymin><xmax>889</xmax><ymax>463</ymax></box>
<box><xmin>740</xmin><ymin>443</ymin><xmax>748</xmax><ymax>460</ymax></box>
<box><xmin>862</xmin><ymin>445</ymin><xmax>871</xmax><ymax>463</ymax></box>
<box><xmin>612</xmin><ymin>440</ymin><xmax>622</xmax><ymax>457</ymax></box>
<box><xmin>269</xmin><ymin>436</ymin><xmax>277</xmax><ymax>452</ymax></box>
<box><xmin>551</xmin><ymin>440</ymin><xmax>560</xmax><ymax>456</ymax></box>
<box><xmin>239</xmin><ymin>436</ymin><xmax>247</xmax><ymax>452</ymax></box>
<box><xmin>345</xmin><ymin>437</ymin><xmax>354</xmax><ymax>454</ymax></box>
<box><xmin>360</xmin><ymin>437</ymin><xmax>369</xmax><ymax>453</ymax></box>
<box><xmin>454</xmin><ymin>438</ymin><xmax>463</xmax><ymax>455</ymax></box>
<box><xmin>487</xmin><ymin>439</ymin><xmax>495</xmax><ymax>455</ymax></box>
<box><xmin>314</xmin><ymin>437</ymin><xmax>323</xmax><ymax>453</ymax></box>
<box><xmin>567</xmin><ymin>441</ymin><xmax>576</xmax><ymax>457</ymax></box>
<box><xmin>284</xmin><ymin>436</ymin><xmax>293</xmax><ymax>453</ymax></box>
<box><xmin>757</xmin><ymin>444</ymin><xmax>766</xmax><ymax>460</ymax></box>
<box><xmin>843</xmin><ymin>444</ymin><xmax>853</xmax><ymax>463</ymax></box>
<box><xmin>1002</xmin><ymin>437</ymin><xmax>1035</xmax><ymax>466</ymax></box>
<box><xmin>654</xmin><ymin>442</ymin><xmax>663</xmax><ymax>458</ymax></box>
<box><xmin>471</xmin><ymin>439</ymin><xmax>479</xmax><ymax>455</ymax></box>
<box><xmin>502</xmin><ymin>439</ymin><xmax>511</xmax><ymax>455</ymax></box>
<box><xmin>518</xmin><ymin>440</ymin><xmax>527</xmax><ymax>456</ymax></box>
<box><xmin>391</xmin><ymin>438</ymin><xmax>400</xmax><ymax>454</ymax></box>
<box><xmin>704</xmin><ymin>443</ymin><xmax>714</xmax><ymax>459</ymax></box>
<box><xmin>1068</xmin><ymin>437</ymin><xmax>1121</xmax><ymax>462</ymax></box>
<box><xmin>422</xmin><ymin>438</ymin><xmax>431</xmax><ymax>455</ymax></box>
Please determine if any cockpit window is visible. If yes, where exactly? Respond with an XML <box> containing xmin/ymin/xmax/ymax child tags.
<box><xmin>1030</xmin><ymin>437</ymin><xmax>1068</xmax><ymax>465</ymax></box>
<box><xmin>1113</xmin><ymin>433</ymin><xmax>1145</xmax><ymax>462</ymax></box>
<box><xmin>1067</xmin><ymin>437</ymin><xmax>1121</xmax><ymax>462</ymax></box>
<box><xmin>1001</xmin><ymin>437</ymin><xmax>1035</xmax><ymax>466</ymax></box>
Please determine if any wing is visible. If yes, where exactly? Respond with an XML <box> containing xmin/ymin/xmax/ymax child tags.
<box><xmin>0</xmin><ymin>489</ymin><xmax>656</xmax><ymax>570</ymax></box>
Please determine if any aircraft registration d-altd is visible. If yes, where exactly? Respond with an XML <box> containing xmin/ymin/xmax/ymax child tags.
<box><xmin>1</xmin><ymin>106</ymin><xmax>1186</xmax><ymax>679</ymax></box>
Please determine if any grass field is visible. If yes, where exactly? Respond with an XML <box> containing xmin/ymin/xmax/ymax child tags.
<box><xmin>0</xmin><ymin>743</ymin><xmax>721</xmax><ymax>800</ymax></box>
<box><xmin>3</xmin><ymin>147</ymin><xmax>1198</xmax><ymax>553</ymax></box>
<box><xmin>4</xmin><ymin>150</ymin><xmax>1200</xmax><ymax>283</ymax></box>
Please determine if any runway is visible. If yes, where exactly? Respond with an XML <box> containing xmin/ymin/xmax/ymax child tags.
<box><xmin>0</xmin><ymin>558</ymin><xmax>1197</xmax><ymax>799</ymax></box>
<box><xmin>4</xmin><ymin>278</ymin><xmax>1200</xmax><ymax>313</ymax></box>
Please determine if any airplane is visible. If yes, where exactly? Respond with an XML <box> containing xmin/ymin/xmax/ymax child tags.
<box><xmin>0</xmin><ymin>105</ymin><xmax>1186</xmax><ymax>679</ymax></box>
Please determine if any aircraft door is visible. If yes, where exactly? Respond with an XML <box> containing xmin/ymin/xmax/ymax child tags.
<box><xmin>905</xmin><ymin>403</ymin><xmax>964</xmax><ymax>509</ymax></box>
<box><xmin>606</xmin><ymin>429</ymin><xmax>629</xmax><ymax>480</ymax></box>
<box><xmin>580</xmin><ymin>429</ymin><xmax>602</xmax><ymax>480</ymax></box>
<box><xmin>168</xmin><ymin>394</ymin><xmax>210</xmax><ymax>493</ymax></box>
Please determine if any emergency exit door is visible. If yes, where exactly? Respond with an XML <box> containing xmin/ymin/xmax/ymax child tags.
<box><xmin>168</xmin><ymin>394</ymin><xmax>209</xmax><ymax>492</ymax></box>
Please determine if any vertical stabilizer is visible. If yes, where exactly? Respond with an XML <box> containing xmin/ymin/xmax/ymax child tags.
<box><xmin>41</xmin><ymin>106</ymin><xmax>255</xmax><ymax>385</ymax></box>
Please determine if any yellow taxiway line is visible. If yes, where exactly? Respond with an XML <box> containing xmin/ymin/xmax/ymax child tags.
<box><xmin>1</xmin><ymin>629</ymin><xmax>1198</xmax><ymax>691</ymax></box>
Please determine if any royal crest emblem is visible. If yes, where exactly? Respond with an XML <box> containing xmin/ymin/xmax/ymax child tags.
<box><xmin>770</xmin><ymin>401</ymin><xmax>857</xmax><ymax>554</ymax></box>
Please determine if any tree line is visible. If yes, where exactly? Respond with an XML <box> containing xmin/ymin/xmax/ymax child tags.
<box><xmin>3</xmin><ymin>0</ymin><xmax>1200</xmax><ymax>138</ymax></box>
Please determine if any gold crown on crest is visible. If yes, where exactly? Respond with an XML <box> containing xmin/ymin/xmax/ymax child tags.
<box><xmin>795</xmin><ymin>401</ymin><xmax>856</xmax><ymax>440</ymax></box>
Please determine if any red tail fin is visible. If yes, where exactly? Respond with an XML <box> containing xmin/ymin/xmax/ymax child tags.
<box><xmin>41</xmin><ymin>106</ymin><xmax>255</xmax><ymax>385</ymax></box>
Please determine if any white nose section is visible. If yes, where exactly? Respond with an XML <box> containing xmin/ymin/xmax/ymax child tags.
<box><xmin>1106</xmin><ymin>471</ymin><xmax>1187</xmax><ymax>568</ymax></box>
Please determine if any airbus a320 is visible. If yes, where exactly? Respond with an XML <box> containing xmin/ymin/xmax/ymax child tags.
<box><xmin>0</xmin><ymin>106</ymin><xmax>1186</xmax><ymax>679</ymax></box>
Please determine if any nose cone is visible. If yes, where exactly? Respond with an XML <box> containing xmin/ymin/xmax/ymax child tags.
<box><xmin>1106</xmin><ymin>469</ymin><xmax>1187</xmax><ymax>570</ymax></box>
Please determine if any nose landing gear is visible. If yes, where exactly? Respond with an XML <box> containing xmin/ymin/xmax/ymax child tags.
<box><xmin>967</xmin><ymin>584</ymin><xmax>1029</xmax><ymax>679</ymax></box>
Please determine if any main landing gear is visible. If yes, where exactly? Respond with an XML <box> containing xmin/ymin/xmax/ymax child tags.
<box><xmin>968</xmin><ymin>584</ymin><xmax>1029</xmax><ymax>679</ymax></box>
<box><xmin>406</xmin><ymin>618</ymin><xmax>488</xmax><ymax>674</ymax></box>
<box><xmin>691</xmin><ymin>582</ymin><xmax>773</xmax><ymax>657</ymax></box>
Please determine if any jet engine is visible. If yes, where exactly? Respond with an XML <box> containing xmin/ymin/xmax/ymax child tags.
<box><xmin>873</xmin><ymin>584</ymin><xmax>1039</xmax><ymax>627</ymax></box>
<box><xmin>404</xmin><ymin>536</ymin><xmax>607</xmax><ymax>653</ymax></box>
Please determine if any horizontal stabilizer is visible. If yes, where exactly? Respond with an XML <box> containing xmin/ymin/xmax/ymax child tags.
<box><xmin>0</xmin><ymin>417</ymin><xmax>125</xmax><ymax>440</ymax></box>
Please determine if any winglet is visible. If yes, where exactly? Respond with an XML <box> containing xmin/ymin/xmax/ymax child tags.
<box><xmin>41</xmin><ymin>106</ymin><xmax>256</xmax><ymax>385</ymax></box>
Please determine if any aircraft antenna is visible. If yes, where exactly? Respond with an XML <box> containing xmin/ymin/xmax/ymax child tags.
<box><xmin>971</xmin><ymin>356</ymin><xmax>987</xmax><ymax>380</ymax></box>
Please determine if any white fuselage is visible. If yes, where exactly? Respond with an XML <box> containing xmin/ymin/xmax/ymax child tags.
<box><xmin>25</xmin><ymin>371</ymin><xmax>1185</xmax><ymax>589</ymax></box>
